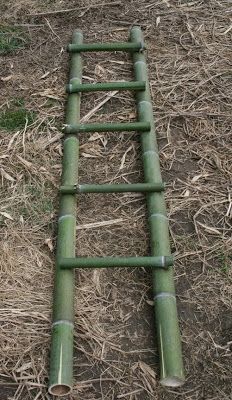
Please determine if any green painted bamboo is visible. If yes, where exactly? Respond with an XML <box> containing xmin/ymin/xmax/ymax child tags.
<box><xmin>68</xmin><ymin>41</ymin><xmax>145</xmax><ymax>53</ymax></box>
<box><xmin>66</xmin><ymin>80</ymin><xmax>146</xmax><ymax>94</ymax></box>
<box><xmin>48</xmin><ymin>30</ymin><xmax>83</xmax><ymax>397</ymax></box>
<box><xmin>130</xmin><ymin>26</ymin><xmax>185</xmax><ymax>387</ymax></box>
<box><xmin>60</xmin><ymin>183</ymin><xmax>165</xmax><ymax>194</ymax></box>
<box><xmin>63</xmin><ymin>121</ymin><xmax>150</xmax><ymax>134</ymax></box>
<box><xmin>59</xmin><ymin>256</ymin><xmax>173</xmax><ymax>269</ymax></box>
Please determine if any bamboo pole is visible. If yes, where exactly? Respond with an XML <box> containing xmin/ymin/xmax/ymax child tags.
<box><xmin>130</xmin><ymin>26</ymin><xmax>185</xmax><ymax>387</ymax></box>
<box><xmin>59</xmin><ymin>256</ymin><xmax>173</xmax><ymax>269</ymax></box>
<box><xmin>48</xmin><ymin>30</ymin><xmax>83</xmax><ymax>397</ymax></box>
<box><xmin>68</xmin><ymin>41</ymin><xmax>145</xmax><ymax>53</ymax></box>
<box><xmin>66</xmin><ymin>80</ymin><xmax>145</xmax><ymax>94</ymax></box>
<box><xmin>63</xmin><ymin>121</ymin><xmax>150</xmax><ymax>134</ymax></box>
<box><xmin>59</xmin><ymin>183</ymin><xmax>165</xmax><ymax>194</ymax></box>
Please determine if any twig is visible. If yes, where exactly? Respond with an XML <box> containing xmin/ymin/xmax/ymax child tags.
<box><xmin>80</xmin><ymin>91</ymin><xmax>118</xmax><ymax>123</ymax></box>
<box><xmin>28</xmin><ymin>2</ymin><xmax>121</xmax><ymax>16</ymax></box>
<box><xmin>76</xmin><ymin>218</ymin><xmax>125</xmax><ymax>230</ymax></box>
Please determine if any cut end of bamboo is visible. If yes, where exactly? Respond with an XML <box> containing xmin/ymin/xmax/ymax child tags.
<box><xmin>48</xmin><ymin>383</ymin><xmax>72</xmax><ymax>397</ymax></box>
<box><xmin>160</xmin><ymin>376</ymin><xmax>185</xmax><ymax>388</ymax></box>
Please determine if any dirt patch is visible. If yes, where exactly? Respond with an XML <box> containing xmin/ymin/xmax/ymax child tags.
<box><xmin>0</xmin><ymin>1</ymin><xmax>231</xmax><ymax>399</ymax></box>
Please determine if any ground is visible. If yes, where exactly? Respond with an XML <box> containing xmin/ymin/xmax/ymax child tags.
<box><xmin>0</xmin><ymin>1</ymin><xmax>231</xmax><ymax>399</ymax></box>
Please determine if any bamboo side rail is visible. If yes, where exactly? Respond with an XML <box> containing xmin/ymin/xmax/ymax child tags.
<box><xmin>130</xmin><ymin>26</ymin><xmax>185</xmax><ymax>387</ymax></box>
<box><xmin>48</xmin><ymin>30</ymin><xmax>83</xmax><ymax>397</ymax></box>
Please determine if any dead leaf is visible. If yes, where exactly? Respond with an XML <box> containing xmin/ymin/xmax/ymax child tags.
<box><xmin>94</xmin><ymin>64</ymin><xmax>105</xmax><ymax>77</ymax></box>
<box><xmin>40</xmin><ymin>71</ymin><xmax>50</xmax><ymax>79</ymax></box>
<box><xmin>119</xmin><ymin>145</ymin><xmax>133</xmax><ymax>170</ymax></box>
<box><xmin>45</xmin><ymin>238</ymin><xmax>54</xmax><ymax>252</ymax></box>
<box><xmin>184</xmin><ymin>189</ymin><xmax>190</xmax><ymax>197</ymax></box>
<box><xmin>7</xmin><ymin>131</ymin><xmax>21</xmax><ymax>150</ymax></box>
<box><xmin>156</xmin><ymin>16</ymin><xmax>161</xmax><ymax>27</ymax></box>
<box><xmin>92</xmin><ymin>270</ymin><xmax>101</xmax><ymax>294</ymax></box>
<box><xmin>17</xmin><ymin>155</ymin><xmax>32</xmax><ymax>168</ymax></box>
<box><xmin>77</xmin><ymin>218</ymin><xmax>124</xmax><ymax>230</ymax></box>
<box><xmin>40</xmin><ymin>68</ymin><xmax>59</xmax><ymax>79</ymax></box>
<box><xmin>16</xmin><ymin>362</ymin><xmax>32</xmax><ymax>373</ymax></box>
<box><xmin>1</xmin><ymin>168</ymin><xmax>15</xmax><ymax>182</ymax></box>
<box><xmin>0</xmin><ymin>211</ymin><xmax>14</xmax><ymax>221</ymax></box>
<box><xmin>88</xmin><ymin>133</ymin><xmax>104</xmax><ymax>142</ymax></box>
<box><xmin>197</xmin><ymin>221</ymin><xmax>221</xmax><ymax>235</ymax></box>
<box><xmin>35</xmin><ymin>89</ymin><xmax>61</xmax><ymax>100</ymax></box>
<box><xmin>81</xmin><ymin>152</ymin><xmax>96</xmax><ymax>158</ymax></box>
<box><xmin>80</xmin><ymin>142</ymin><xmax>102</xmax><ymax>157</ymax></box>
<box><xmin>138</xmin><ymin>361</ymin><xmax>157</xmax><ymax>381</ymax></box>
<box><xmin>191</xmin><ymin>174</ymin><xmax>210</xmax><ymax>183</ymax></box>
<box><xmin>100</xmin><ymin>137</ymin><xmax>108</xmax><ymax>148</ymax></box>
<box><xmin>1</xmin><ymin>75</ymin><xmax>13</xmax><ymax>82</ymax></box>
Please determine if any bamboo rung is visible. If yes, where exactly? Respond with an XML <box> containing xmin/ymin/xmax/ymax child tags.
<box><xmin>60</xmin><ymin>183</ymin><xmax>165</xmax><ymax>194</ymax></box>
<box><xmin>63</xmin><ymin>121</ymin><xmax>150</xmax><ymax>134</ymax></box>
<box><xmin>59</xmin><ymin>256</ymin><xmax>173</xmax><ymax>269</ymax></box>
<box><xmin>68</xmin><ymin>42</ymin><xmax>145</xmax><ymax>53</ymax></box>
<box><xmin>66</xmin><ymin>81</ymin><xmax>146</xmax><ymax>94</ymax></box>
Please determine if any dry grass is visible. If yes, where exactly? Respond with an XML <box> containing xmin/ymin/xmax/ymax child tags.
<box><xmin>0</xmin><ymin>1</ymin><xmax>232</xmax><ymax>399</ymax></box>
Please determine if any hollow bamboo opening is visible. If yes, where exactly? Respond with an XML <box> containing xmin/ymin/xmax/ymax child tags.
<box><xmin>48</xmin><ymin>384</ymin><xmax>72</xmax><ymax>396</ymax></box>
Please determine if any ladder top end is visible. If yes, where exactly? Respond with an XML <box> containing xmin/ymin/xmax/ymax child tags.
<box><xmin>131</xmin><ymin>25</ymin><xmax>142</xmax><ymax>33</ymax></box>
<box><xmin>130</xmin><ymin>26</ymin><xmax>143</xmax><ymax>42</ymax></box>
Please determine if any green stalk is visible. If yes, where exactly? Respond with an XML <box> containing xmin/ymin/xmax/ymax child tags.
<box><xmin>68</xmin><ymin>41</ymin><xmax>145</xmax><ymax>53</ymax></box>
<box><xmin>66</xmin><ymin>80</ymin><xmax>146</xmax><ymax>94</ymax></box>
<box><xmin>63</xmin><ymin>121</ymin><xmax>150</xmax><ymax>134</ymax></box>
<box><xmin>60</xmin><ymin>183</ymin><xmax>164</xmax><ymax>194</ymax></box>
<box><xmin>59</xmin><ymin>256</ymin><xmax>173</xmax><ymax>269</ymax></box>
<box><xmin>48</xmin><ymin>30</ymin><xmax>83</xmax><ymax>397</ymax></box>
<box><xmin>130</xmin><ymin>26</ymin><xmax>185</xmax><ymax>387</ymax></box>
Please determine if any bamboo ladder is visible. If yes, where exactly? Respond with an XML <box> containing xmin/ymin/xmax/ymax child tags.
<box><xmin>49</xmin><ymin>26</ymin><xmax>185</xmax><ymax>397</ymax></box>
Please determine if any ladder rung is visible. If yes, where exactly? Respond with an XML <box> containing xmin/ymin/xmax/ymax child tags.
<box><xmin>59</xmin><ymin>256</ymin><xmax>173</xmax><ymax>269</ymax></box>
<box><xmin>63</xmin><ymin>122</ymin><xmax>150</xmax><ymax>134</ymax></box>
<box><xmin>60</xmin><ymin>183</ymin><xmax>165</xmax><ymax>194</ymax></box>
<box><xmin>67</xmin><ymin>42</ymin><xmax>145</xmax><ymax>53</ymax></box>
<box><xmin>66</xmin><ymin>81</ymin><xmax>146</xmax><ymax>94</ymax></box>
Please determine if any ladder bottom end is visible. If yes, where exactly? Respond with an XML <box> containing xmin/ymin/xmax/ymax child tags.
<box><xmin>160</xmin><ymin>376</ymin><xmax>185</xmax><ymax>388</ymax></box>
<box><xmin>48</xmin><ymin>384</ymin><xmax>72</xmax><ymax>397</ymax></box>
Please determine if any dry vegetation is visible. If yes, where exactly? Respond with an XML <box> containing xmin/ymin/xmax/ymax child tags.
<box><xmin>0</xmin><ymin>1</ymin><xmax>232</xmax><ymax>399</ymax></box>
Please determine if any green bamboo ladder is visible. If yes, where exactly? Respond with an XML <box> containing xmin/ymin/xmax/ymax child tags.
<box><xmin>48</xmin><ymin>26</ymin><xmax>185</xmax><ymax>397</ymax></box>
